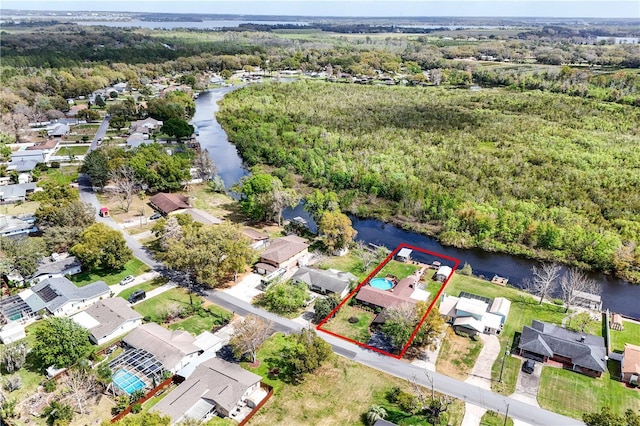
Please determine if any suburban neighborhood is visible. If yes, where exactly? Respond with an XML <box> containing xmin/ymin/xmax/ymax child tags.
<box><xmin>1</xmin><ymin>6</ymin><xmax>640</xmax><ymax>426</ymax></box>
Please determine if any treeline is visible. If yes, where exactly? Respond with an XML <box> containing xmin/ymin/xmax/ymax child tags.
<box><xmin>234</xmin><ymin>23</ymin><xmax>444</xmax><ymax>34</ymax></box>
<box><xmin>217</xmin><ymin>81</ymin><xmax>640</xmax><ymax>282</ymax></box>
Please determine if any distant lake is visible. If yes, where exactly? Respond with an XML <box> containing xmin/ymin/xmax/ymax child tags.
<box><xmin>76</xmin><ymin>20</ymin><xmax>308</xmax><ymax>29</ymax></box>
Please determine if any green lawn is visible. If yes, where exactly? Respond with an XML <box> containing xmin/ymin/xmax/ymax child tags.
<box><xmin>480</xmin><ymin>411</ymin><xmax>514</xmax><ymax>426</ymax></box>
<box><xmin>538</xmin><ymin>365</ymin><xmax>640</xmax><ymax>419</ymax></box>
<box><xmin>36</xmin><ymin>165</ymin><xmax>79</xmax><ymax>186</ymax></box>
<box><xmin>71</xmin><ymin>258</ymin><xmax>150</xmax><ymax>286</ymax></box>
<box><xmin>317</xmin><ymin>252</ymin><xmax>370</xmax><ymax>281</ymax></box>
<box><xmin>117</xmin><ymin>277</ymin><xmax>168</xmax><ymax>301</ymax></box>
<box><xmin>609</xmin><ymin>320</ymin><xmax>640</xmax><ymax>353</ymax></box>
<box><xmin>59</xmin><ymin>145</ymin><xmax>90</xmax><ymax>156</ymax></box>
<box><xmin>167</xmin><ymin>305</ymin><xmax>232</xmax><ymax>335</ymax></box>
<box><xmin>321</xmin><ymin>303</ymin><xmax>375</xmax><ymax>343</ymax></box>
<box><xmin>133</xmin><ymin>287</ymin><xmax>196</xmax><ymax>323</ymax></box>
<box><xmin>375</xmin><ymin>260</ymin><xmax>420</xmax><ymax>280</ymax></box>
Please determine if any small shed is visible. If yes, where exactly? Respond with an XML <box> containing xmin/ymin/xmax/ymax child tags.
<box><xmin>396</xmin><ymin>248</ymin><xmax>413</xmax><ymax>263</ymax></box>
<box><xmin>434</xmin><ymin>265</ymin><xmax>453</xmax><ymax>283</ymax></box>
<box><xmin>99</xmin><ymin>207</ymin><xmax>109</xmax><ymax>217</ymax></box>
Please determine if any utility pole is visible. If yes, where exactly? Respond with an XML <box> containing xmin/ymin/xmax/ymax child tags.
<box><xmin>499</xmin><ymin>350</ymin><xmax>510</xmax><ymax>383</ymax></box>
<box><xmin>504</xmin><ymin>403</ymin><xmax>510</xmax><ymax>426</ymax></box>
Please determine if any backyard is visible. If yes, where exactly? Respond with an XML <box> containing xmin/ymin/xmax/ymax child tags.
<box><xmin>71</xmin><ymin>258</ymin><xmax>150</xmax><ymax>286</ymax></box>
<box><xmin>36</xmin><ymin>165</ymin><xmax>79</xmax><ymax>187</ymax></box>
<box><xmin>374</xmin><ymin>260</ymin><xmax>421</xmax><ymax>281</ymax></box>
<box><xmin>246</xmin><ymin>333</ymin><xmax>466</xmax><ymax>426</ymax></box>
<box><xmin>321</xmin><ymin>303</ymin><xmax>375</xmax><ymax>343</ymax></box>
<box><xmin>609</xmin><ymin>319</ymin><xmax>640</xmax><ymax>353</ymax></box>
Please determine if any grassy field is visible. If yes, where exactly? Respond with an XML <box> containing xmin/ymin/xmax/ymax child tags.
<box><xmin>480</xmin><ymin>410</ymin><xmax>514</xmax><ymax>426</ymax></box>
<box><xmin>538</xmin><ymin>365</ymin><xmax>640</xmax><ymax>419</ymax></box>
<box><xmin>71</xmin><ymin>258</ymin><xmax>150</xmax><ymax>286</ymax></box>
<box><xmin>436</xmin><ymin>331</ymin><xmax>483</xmax><ymax>380</ymax></box>
<box><xmin>133</xmin><ymin>287</ymin><xmax>196</xmax><ymax>323</ymax></box>
<box><xmin>117</xmin><ymin>276</ymin><xmax>168</xmax><ymax>301</ymax></box>
<box><xmin>36</xmin><ymin>165</ymin><xmax>79</xmax><ymax>186</ymax></box>
<box><xmin>375</xmin><ymin>260</ymin><xmax>420</xmax><ymax>280</ymax></box>
<box><xmin>609</xmin><ymin>320</ymin><xmax>640</xmax><ymax>353</ymax></box>
<box><xmin>167</xmin><ymin>304</ymin><xmax>232</xmax><ymax>335</ymax></box>
<box><xmin>59</xmin><ymin>145</ymin><xmax>90</xmax><ymax>156</ymax></box>
<box><xmin>246</xmin><ymin>333</ymin><xmax>465</xmax><ymax>426</ymax></box>
<box><xmin>317</xmin><ymin>253</ymin><xmax>370</xmax><ymax>282</ymax></box>
<box><xmin>321</xmin><ymin>303</ymin><xmax>374</xmax><ymax>343</ymax></box>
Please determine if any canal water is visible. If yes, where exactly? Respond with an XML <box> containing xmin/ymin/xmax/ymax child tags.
<box><xmin>193</xmin><ymin>87</ymin><xmax>640</xmax><ymax>319</ymax></box>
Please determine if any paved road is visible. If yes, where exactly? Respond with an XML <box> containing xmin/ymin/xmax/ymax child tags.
<box><xmin>90</xmin><ymin>116</ymin><xmax>110</xmax><ymax>151</ymax></box>
<box><xmin>76</xmin><ymin>171</ymin><xmax>582</xmax><ymax>425</ymax></box>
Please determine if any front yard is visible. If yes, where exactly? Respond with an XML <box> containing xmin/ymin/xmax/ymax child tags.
<box><xmin>435</xmin><ymin>330</ymin><xmax>483</xmax><ymax>380</ymax></box>
<box><xmin>538</xmin><ymin>364</ymin><xmax>640</xmax><ymax>419</ymax></box>
<box><xmin>71</xmin><ymin>258</ymin><xmax>150</xmax><ymax>286</ymax></box>
<box><xmin>245</xmin><ymin>333</ymin><xmax>466</xmax><ymax>426</ymax></box>
<box><xmin>321</xmin><ymin>303</ymin><xmax>375</xmax><ymax>343</ymax></box>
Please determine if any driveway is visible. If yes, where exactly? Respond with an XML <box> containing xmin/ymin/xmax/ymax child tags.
<box><xmin>512</xmin><ymin>358</ymin><xmax>542</xmax><ymax>407</ymax></box>
<box><xmin>222</xmin><ymin>273</ymin><xmax>263</xmax><ymax>303</ymax></box>
<box><xmin>465</xmin><ymin>333</ymin><xmax>501</xmax><ymax>389</ymax></box>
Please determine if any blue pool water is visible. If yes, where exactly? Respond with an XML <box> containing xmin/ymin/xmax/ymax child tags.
<box><xmin>370</xmin><ymin>278</ymin><xmax>393</xmax><ymax>290</ymax></box>
<box><xmin>112</xmin><ymin>369</ymin><xmax>146</xmax><ymax>395</ymax></box>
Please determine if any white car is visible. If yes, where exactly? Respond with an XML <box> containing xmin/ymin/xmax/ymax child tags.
<box><xmin>119</xmin><ymin>275</ymin><xmax>135</xmax><ymax>286</ymax></box>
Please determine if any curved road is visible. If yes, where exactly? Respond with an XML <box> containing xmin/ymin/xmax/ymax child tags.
<box><xmin>77</xmin><ymin>168</ymin><xmax>582</xmax><ymax>425</ymax></box>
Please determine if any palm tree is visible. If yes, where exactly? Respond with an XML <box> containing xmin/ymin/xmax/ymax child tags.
<box><xmin>366</xmin><ymin>405</ymin><xmax>388</xmax><ymax>425</ymax></box>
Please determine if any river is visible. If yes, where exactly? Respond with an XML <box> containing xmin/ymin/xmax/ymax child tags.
<box><xmin>193</xmin><ymin>87</ymin><xmax>640</xmax><ymax>319</ymax></box>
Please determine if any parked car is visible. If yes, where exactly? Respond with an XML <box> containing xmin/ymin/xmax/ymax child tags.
<box><xmin>128</xmin><ymin>289</ymin><xmax>146</xmax><ymax>304</ymax></box>
<box><xmin>150</xmin><ymin>213</ymin><xmax>162</xmax><ymax>220</ymax></box>
<box><xmin>522</xmin><ymin>359</ymin><xmax>535</xmax><ymax>374</ymax></box>
<box><xmin>119</xmin><ymin>275</ymin><xmax>135</xmax><ymax>286</ymax></box>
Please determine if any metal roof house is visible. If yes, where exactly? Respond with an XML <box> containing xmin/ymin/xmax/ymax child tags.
<box><xmin>291</xmin><ymin>267</ymin><xmax>357</xmax><ymax>299</ymax></box>
<box><xmin>518</xmin><ymin>320</ymin><xmax>607</xmax><ymax>377</ymax></box>
<box><xmin>71</xmin><ymin>298</ymin><xmax>143</xmax><ymax>345</ymax></box>
<box><xmin>152</xmin><ymin>357</ymin><xmax>264</xmax><ymax>422</ymax></box>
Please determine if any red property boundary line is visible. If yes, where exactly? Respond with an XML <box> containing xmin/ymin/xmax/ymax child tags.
<box><xmin>317</xmin><ymin>243</ymin><xmax>460</xmax><ymax>359</ymax></box>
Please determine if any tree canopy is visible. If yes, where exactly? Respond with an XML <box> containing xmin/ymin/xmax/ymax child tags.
<box><xmin>70</xmin><ymin>223</ymin><xmax>132</xmax><ymax>270</ymax></box>
<box><xmin>268</xmin><ymin>329</ymin><xmax>333</xmax><ymax>384</ymax></box>
<box><xmin>161</xmin><ymin>118</ymin><xmax>194</xmax><ymax>142</ymax></box>
<box><xmin>31</xmin><ymin>317</ymin><xmax>92</xmax><ymax>370</ymax></box>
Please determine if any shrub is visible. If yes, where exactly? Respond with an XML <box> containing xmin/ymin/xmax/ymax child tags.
<box><xmin>131</xmin><ymin>403</ymin><xmax>142</xmax><ymax>414</ymax></box>
<box><xmin>460</xmin><ymin>262</ymin><xmax>473</xmax><ymax>276</ymax></box>
<box><xmin>397</xmin><ymin>391</ymin><xmax>418</xmax><ymax>414</ymax></box>
<box><xmin>3</xmin><ymin>375</ymin><xmax>22</xmax><ymax>392</ymax></box>
<box><xmin>348</xmin><ymin>316</ymin><xmax>359</xmax><ymax>324</ymax></box>
<box><xmin>43</xmin><ymin>380</ymin><xmax>56</xmax><ymax>393</ymax></box>
<box><xmin>50</xmin><ymin>161</ymin><xmax>61</xmax><ymax>169</ymax></box>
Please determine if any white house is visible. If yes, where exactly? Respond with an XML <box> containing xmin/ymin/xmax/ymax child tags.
<box><xmin>46</xmin><ymin>122</ymin><xmax>70</xmax><ymax>138</ymax></box>
<box><xmin>24</xmin><ymin>277</ymin><xmax>110</xmax><ymax>317</ymax></box>
<box><xmin>439</xmin><ymin>293</ymin><xmax>509</xmax><ymax>335</ymax></box>
<box><xmin>71</xmin><ymin>298</ymin><xmax>143</xmax><ymax>345</ymax></box>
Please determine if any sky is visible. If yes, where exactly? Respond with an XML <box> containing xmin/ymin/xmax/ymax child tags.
<box><xmin>1</xmin><ymin>0</ymin><xmax>638</xmax><ymax>19</ymax></box>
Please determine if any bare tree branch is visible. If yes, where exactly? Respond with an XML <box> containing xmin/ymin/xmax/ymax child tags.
<box><xmin>530</xmin><ymin>263</ymin><xmax>561</xmax><ymax>305</ymax></box>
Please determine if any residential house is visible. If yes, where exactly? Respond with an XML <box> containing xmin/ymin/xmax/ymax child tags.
<box><xmin>571</xmin><ymin>290</ymin><xmax>603</xmax><ymax>311</ymax></box>
<box><xmin>30</xmin><ymin>255</ymin><xmax>82</xmax><ymax>283</ymax></box>
<box><xmin>242</xmin><ymin>227</ymin><xmax>269</xmax><ymax>249</ymax></box>
<box><xmin>122</xmin><ymin>323</ymin><xmax>201</xmax><ymax>373</ymax></box>
<box><xmin>291</xmin><ymin>267</ymin><xmax>357</xmax><ymax>299</ymax></box>
<box><xmin>46</xmin><ymin>122</ymin><xmax>70</xmax><ymax>138</ymax></box>
<box><xmin>71</xmin><ymin>298</ymin><xmax>143</xmax><ymax>345</ymax></box>
<box><xmin>518</xmin><ymin>320</ymin><xmax>607</xmax><ymax>377</ymax></box>
<box><xmin>439</xmin><ymin>294</ymin><xmax>507</xmax><ymax>335</ymax></box>
<box><xmin>8</xmin><ymin>150</ymin><xmax>47</xmax><ymax>173</ymax></box>
<box><xmin>434</xmin><ymin>265</ymin><xmax>453</xmax><ymax>282</ymax></box>
<box><xmin>152</xmin><ymin>357</ymin><xmax>264</xmax><ymax>422</ymax></box>
<box><xmin>0</xmin><ymin>322</ymin><xmax>26</xmax><ymax>344</ymax></box>
<box><xmin>621</xmin><ymin>343</ymin><xmax>640</xmax><ymax>385</ymax></box>
<box><xmin>396</xmin><ymin>247</ymin><xmax>412</xmax><ymax>263</ymax></box>
<box><xmin>255</xmin><ymin>235</ymin><xmax>309</xmax><ymax>274</ymax></box>
<box><xmin>27</xmin><ymin>139</ymin><xmax>60</xmax><ymax>156</ymax></box>
<box><xmin>355</xmin><ymin>273</ymin><xmax>429</xmax><ymax>310</ymax></box>
<box><xmin>131</xmin><ymin>117</ymin><xmax>163</xmax><ymax>134</ymax></box>
<box><xmin>0</xmin><ymin>216</ymin><xmax>38</xmax><ymax>238</ymax></box>
<box><xmin>126</xmin><ymin>133</ymin><xmax>153</xmax><ymax>149</ymax></box>
<box><xmin>171</xmin><ymin>208</ymin><xmax>222</xmax><ymax>225</ymax></box>
<box><xmin>149</xmin><ymin>192</ymin><xmax>191</xmax><ymax>215</ymax></box>
<box><xmin>0</xmin><ymin>183</ymin><xmax>36</xmax><ymax>204</ymax></box>
<box><xmin>23</xmin><ymin>277</ymin><xmax>109</xmax><ymax>317</ymax></box>
<box><xmin>112</xmin><ymin>82</ymin><xmax>128</xmax><ymax>93</ymax></box>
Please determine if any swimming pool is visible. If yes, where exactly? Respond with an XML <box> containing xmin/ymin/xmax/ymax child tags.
<box><xmin>112</xmin><ymin>368</ymin><xmax>146</xmax><ymax>395</ymax></box>
<box><xmin>370</xmin><ymin>277</ymin><xmax>393</xmax><ymax>290</ymax></box>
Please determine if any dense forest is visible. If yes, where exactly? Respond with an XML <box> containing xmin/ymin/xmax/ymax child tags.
<box><xmin>217</xmin><ymin>81</ymin><xmax>640</xmax><ymax>281</ymax></box>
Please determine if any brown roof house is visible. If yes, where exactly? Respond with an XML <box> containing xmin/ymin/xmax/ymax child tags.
<box><xmin>149</xmin><ymin>193</ymin><xmax>191</xmax><ymax>215</ymax></box>
<box><xmin>152</xmin><ymin>357</ymin><xmax>265</xmax><ymax>423</ymax></box>
<box><xmin>242</xmin><ymin>227</ymin><xmax>270</xmax><ymax>249</ymax></box>
<box><xmin>355</xmin><ymin>275</ymin><xmax>422</xmax><ymax>310</ymax></box>
<box><xmin>621</xmin><ymin>343</ymin><xmax>640</xmax><ymax>386</ymax></box>
<box><xmin>255</xmin><ymin>235</ymin><xmax>309</xmax><ymax>274</ymax></box>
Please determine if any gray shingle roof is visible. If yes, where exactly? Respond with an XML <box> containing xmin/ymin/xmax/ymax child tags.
<box><xmin>519</xmin><ymin>320</ymin><xmax>606</xmax><ymax>372</ymax></box>
<box><xmin>0</xmin><ymin>183</ymin><xmax>36</xmax><ymax>202</ymax></box>
<box><xmin>291</xmin><ymin>267</ymin><xmax>356</xmax><ymax>294</ymax></box>
<box><xmin>122</xmin><ymin>323</ymin><xmax>200</xmax><ymax>371</ymax></box>
<box><xmin>30</xmin><ymin>277</ymin><xmax>109</xmax><ymax>313</ymax></box>
<box><xmin>79</xmin><ymin>298</ymin><xmax>142</xmax><ymax>341</ymax></box>
<box><xmin>32</xmin><ymin>256</ymin><xmax>81</xmax><ymax>279</ymax></box>
<box><xmin>152</xmin><ymin>357</ymin><xmax>261</xmax><ymax>421</ymax></box>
